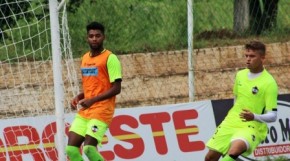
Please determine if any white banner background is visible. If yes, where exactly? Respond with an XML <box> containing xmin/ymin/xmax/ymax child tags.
<box><xmin>0</xmin><ymin>99</ymin><xmax>289</xmax><ymax>161</ymax></box>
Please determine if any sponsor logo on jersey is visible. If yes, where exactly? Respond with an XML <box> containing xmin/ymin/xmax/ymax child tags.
<box><xmin>81</xmin><ymin>67</ymin><xmax>98</xmax><ymax>76</ymax></box>
<box><xmin>91</xmin><ymin>125</ymin><xmax>98</xmax><ymax>133</ymax></box>
<box><xmin>252</xmin><ymin>86</ymin><xmax>259</xmax><ymax>94</ymax></box>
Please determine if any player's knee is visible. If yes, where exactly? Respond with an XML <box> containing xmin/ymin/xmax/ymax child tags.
<box><xmin>205</xmin><ymin>149</ymin><xmax>223</xmax><ymax>161</ymax></box>
<box><xmin>205</xmin><ymin>156</ymin><xmax>217</xmax><ymax>161</ymax></box>
<box><xmin>205</xmin><ymin>153</ymin><xmax>220</xmax><ymax>161</ymax></box>
<box><xmin>65</xmin><ymin>145</ymin><xmax>81</xmax><ymax>158</ymax></box>
<box><xmin>204</xmin><ymin>155</ymin><xmax>211</xmax><ymax>161</ymax></box>
<box><xmin>227</xmin><ymin>148</ymin><xmax>245</xmax><ymax>157</ymax></box>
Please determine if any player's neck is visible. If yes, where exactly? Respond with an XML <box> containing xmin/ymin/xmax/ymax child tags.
<box><xmin>249</xmin><ymin>66</ymin><xmax>264</xmax><ymax>73</ymax></box>
<box><xmin>90</xmin><ymin>48</ymin><xmax>106</xmax><ymax>57</ymax></box>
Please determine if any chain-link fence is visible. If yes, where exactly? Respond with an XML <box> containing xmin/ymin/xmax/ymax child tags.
<box><xmin>194</xmin><ymin>0</ymin><xmax>290</xmax><ymax>47</ymax></box>
<box><xmin>0</xmin><ymin>0</ymin><xmax>289</xmax><ymax>115</ymax></box>
<box><xmin>61</xmin><ymin>0</ymin><xmax>289</xmax><ymax>109</ymax></box>
<box><xmin>0</xmin><ymin>1</ymin><xmax>288</xmax><ymax>161</ymax></box>
<box><xmin>192</xmin><ymin>0</ymin><xmax>290</xmax><ymax>100</ymax></box>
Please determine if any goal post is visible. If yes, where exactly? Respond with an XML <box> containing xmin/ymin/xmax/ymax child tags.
<box><xmin>49</xmin><ymin>0</ymin><xmax>65</xmax><ymax>161</ymax></box>
<box><xmin>187</xmin><ymin>0</ymin><xmax>194</xmax><ymax>102</ymax></box>
<box><xmin>0</xmin><ymin>0</ymin><xmax>78</xmax><ymax>160</ymax></box>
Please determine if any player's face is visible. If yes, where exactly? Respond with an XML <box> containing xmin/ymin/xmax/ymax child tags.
<box><xmin>87</xmin><ymin>29</ymin><xmax>105</xmax><ymax>50</ymax></box>
<box><xmin>244</xmin><ymin>49</ymin><xmax>265</xmax><ymax>73</ymax></box>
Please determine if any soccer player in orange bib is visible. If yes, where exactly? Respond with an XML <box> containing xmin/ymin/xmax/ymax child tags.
<box><xmin>65</xmin><ymin>21</ymin><xmax>122</xmax><ymax>161</ymax></box>
<box><xmin>205</xmin><ymin>41</ymin><xmax>278</xmax><ymax>161</ymax></box>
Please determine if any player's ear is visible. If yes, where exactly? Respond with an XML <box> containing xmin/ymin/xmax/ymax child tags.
<box><xmin>261</xmin><ymin>55</ymin><xmax>266</xmax><ymax>63</ymax></box>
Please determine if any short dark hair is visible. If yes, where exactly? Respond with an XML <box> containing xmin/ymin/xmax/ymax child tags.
<box><xmin>86</xmin><ymin>21</ymin><xmax>105</xmax><ymax>34</ymax></box>
<box><xmin>245</xmin><ymin>41</ymin><xmax>266</xmax><ymax>56</ymax></box>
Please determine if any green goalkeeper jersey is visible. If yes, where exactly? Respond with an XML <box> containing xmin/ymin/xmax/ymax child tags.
<box><xmin>223</xmin><ymin>68</ymin><xmax>278</xmax><ymax>140</ymax></box>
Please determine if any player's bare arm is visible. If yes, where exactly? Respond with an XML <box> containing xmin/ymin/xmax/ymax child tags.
<box><xmin>240</xmin><ymin>109</ymin><xmax>277</xmax><ymax>122</ymax></box>
<box><xmin>79</xmin><ymin>80</ymin><xmax>121</xmax><ymax>109</ymax></box>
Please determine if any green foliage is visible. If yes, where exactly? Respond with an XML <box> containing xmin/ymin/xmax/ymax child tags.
<box><xmin>0</xmin><ymin>1</ymin><xmax>51</xmax><ymax>62</ymax></box>
<box><xmin>194</xmin><ymin>0</ymin><xmax>290</xmax><ymax>49</ymax></box>
<box><xmin>1</xmin><ymin>0</ymin><xmax>290</xmax><ymax>61</ymax></box>
<box><xmin>68</xmin><ymin>0</ymin><xmax>289</xmax><ymax>57</ymax></box>
<box><xmin>194</xmin><ymin>0</ymin><xmax>234</xmax><ymax>33</ymax></box>
<box><xmin>0</xmin><ymin>0</ymin><xmax>31</xmax><ymax>37</ymax></box>
<box><xmin>67</xmin><ymin>0</ymin><xmax>187</xmax><ymax>57</ymax></box>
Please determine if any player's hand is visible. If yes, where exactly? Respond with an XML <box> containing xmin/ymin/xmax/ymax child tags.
<box><xmin>78</xmin><ymin>98</ymin><xmax>94</xmax><ymax>109</ymax></box>
<box><xmin>240</xmin><ymin>109</ymin><xmax>254</xmax><ymax>121</ymax></box>
<box><xmin>70</xmin><ymin>96</ymin><xmax>79</xmax><ymax>110</ymax></box>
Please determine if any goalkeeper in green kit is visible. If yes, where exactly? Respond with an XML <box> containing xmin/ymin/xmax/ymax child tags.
<box><xmin>205</xmin><ymin>41</ymin><xmax>278</xmax><ymax>161</ymax></box>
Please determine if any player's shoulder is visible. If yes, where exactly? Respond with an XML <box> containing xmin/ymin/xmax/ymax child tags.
<box><xmin>81</xmin><ymin>51</ymin><xmax>91</xmax><ymax>60</ymax></box>
<box><xmin>236</xmin><ymin>68</ymin><xmax>249</xmax><ymax>77</ymax></box>
<box><xmin>108</xmin><ymin>51</ymin><xmax>120</xmax><ymax>61</ymax></box>
<box><xmin>107</xmin><ymin>51</ymin><xmax>121</xmax><ymax>68</ymax></box>
<box><xmin>108</xmin><ymin>52</ymin><xmax>117</xmax><ymax>57</ymax></box>
<box><xmin>262</xmin><ymin>69</ymin><xmax>277</xmax><ymax>84</ymax></box>
<box><xmin>262</xmin><ymin>68</ymin><xmax>274</xmax><ymax>77</ymax></box>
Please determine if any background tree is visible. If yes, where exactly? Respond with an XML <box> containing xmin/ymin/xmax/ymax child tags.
<box><xmin>233</xmin><ymin>0</ymin><xmax>249</xmax><ymax>34</ymax></box>
<box><xmin>233</xmin><ymin>0</ymin><xmax>279</xmax><ymax>35</ymax></box>
<box><xmin>249</xmin><ymin>0</ymin><xmax>279</xmax><ymax>35</ymax></box>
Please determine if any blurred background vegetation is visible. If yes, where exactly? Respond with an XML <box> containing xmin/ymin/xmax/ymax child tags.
<box><xmin>66</xmin><ymin>0</ymin><xmax>187</xmax><ymax>56</ymax></box>
<box><xmin>0</xmin><ymin>0</ymin><xmax>289</xmax><ymax>60</ymax></box>
<box><xmin>66</xmin><ymin>0</ymin><xmax>290</xmax><ymax>57</ymax></box>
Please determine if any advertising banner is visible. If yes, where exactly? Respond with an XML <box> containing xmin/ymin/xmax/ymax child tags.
<box><xmin>211</xmin><ymin>94</ymin><xmax>290</xmax><ymax>161</ymax></box>
<box><xmin>0</xmin><ymin>95</ymin><xmax>288</xmax><ymax>161</ymax></box>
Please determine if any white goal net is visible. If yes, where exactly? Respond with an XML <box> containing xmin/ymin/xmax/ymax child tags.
<box><xmin>0</xmin><ymin>0</ymin><xmax>78</xmax><ymax>117</ymax></box>
<box><xmin>0</xmin><ymin>1</ymin><xmax>78</xmax><ymax>160</ymax></box>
